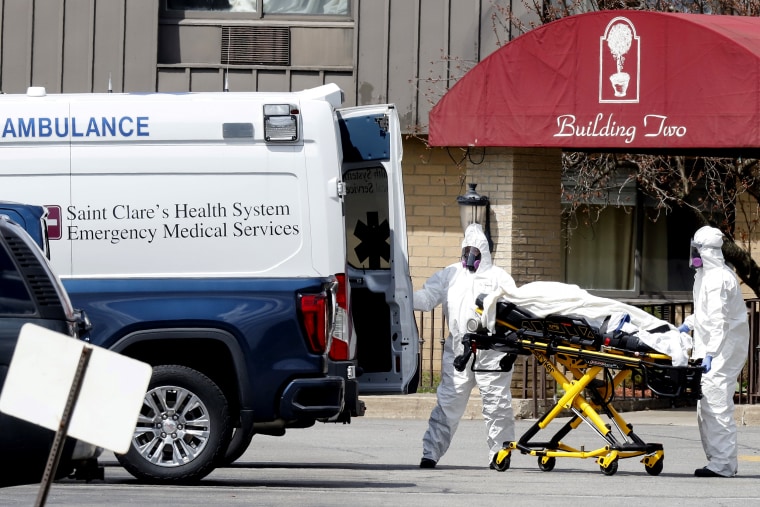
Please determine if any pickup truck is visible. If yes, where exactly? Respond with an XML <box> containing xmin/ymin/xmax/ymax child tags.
<box><xmin>0</xmin><ymin>211</ymin><xmax>101</xmax><ymax>486</ymax></box>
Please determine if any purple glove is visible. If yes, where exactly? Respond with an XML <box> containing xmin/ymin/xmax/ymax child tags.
<box><xmin>702</xmin><ymin>355</ymin><xmax>712</xmax><ymax>373</ymax></box>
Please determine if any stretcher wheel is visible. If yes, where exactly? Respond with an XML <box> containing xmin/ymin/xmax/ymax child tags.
<box><xmin>537</xmin><ymin>456</ymin><xmax>555</xmax><ymax>472</ymax></box>
<box><xmin>600</xmin><ymin>459</ymin><xmax>619</xmax><ymax>476</ymax></box>
<box><xmin>645</xmin><ymin>459</ymin><xmax>664</xmax><ymax>476</ymax></box>
<box><xmin>491</xmin><ymin>452</ymin><xmax>511</xmax><ymax>472</ymax></box>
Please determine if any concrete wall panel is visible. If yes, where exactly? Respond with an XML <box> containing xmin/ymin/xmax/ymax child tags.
<box><xmin>385</xmin><ymin>1</ymin><xmax>417</xmax><ymax>129</ymax></box>
<box><xmin>355</xmin><ymin>0</ymin><xmax>387</xmax><ymax>105</ymax></box>
<box><xmin>92</xmin><ymin>0</ymin><xmax>125</xmax><ymax>92</ymax></box>
<box><xmin>124</xmin><ymin>0</ymin><xmax>158</xmax><ymax>91</ymax></box>
<box><xmin>157</xmin><ymin>67</ymin><xmax>188</xmax><ymax>92</ymax></box>
<box><xmin>31</xmin><ymin>0</ymin><xmax>63</xmax><ymax>92</ymax></box>
<box><xmin>290</xmin><ymin>71</ymin><xmax>324</xmax><ymax>92</ymax></box>
<box><xmin>290</xmin><ymin>27</ymin><xmax>352</xmax><ymax>67</ymax></box>
<box><xmin>1</xmin><ymin>0</ymin><xmax>33</xmax><ymax>92</ymax></box>
<box><xmin>257</xmin><ymin>70</ymin><xmax>289</xmax><ymax>92</ymax></box>
<box><xmin>190</xmin><ymin>68</ymin><xmax>223</xmax><ymax>91</ymax></box>
<box><xmin>63</xmin><ymin>0</ymin><xmax>95</xmax><ymax>92</ymax></box>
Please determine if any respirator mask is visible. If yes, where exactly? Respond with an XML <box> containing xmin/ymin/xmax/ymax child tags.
<box><xmin>461</xmin><ymin>246</ymin><xmax>481</xmax><ymax>273</ymax></box>
<box><xmin>689</xmin><ymin>240</ymin><xmax>703</xmax><ymax>269</ymax></box>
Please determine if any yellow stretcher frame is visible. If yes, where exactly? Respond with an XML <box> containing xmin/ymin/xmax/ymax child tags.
<box><xmin>457</xmin><ymin>309</ymin><xmax>701</xmax><ymax>476</ymax></box>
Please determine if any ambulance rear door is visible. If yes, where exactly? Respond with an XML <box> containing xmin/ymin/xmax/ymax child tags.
<box><xmin>338</xmin><ymin>104</ymin><xmax>420</xmax><ymax>394</ymax></box>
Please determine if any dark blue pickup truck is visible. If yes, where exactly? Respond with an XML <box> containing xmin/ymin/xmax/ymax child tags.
<box><xmin>0</xmin><ymin>211</ymin><xmax>101</xmax><ymax>486</ymax></box>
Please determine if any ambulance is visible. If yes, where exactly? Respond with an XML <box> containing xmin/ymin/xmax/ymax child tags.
<box><xmin>0</xmin><ymin>84</ymin><xmax>419</xmax><ymax>483</ymax></box>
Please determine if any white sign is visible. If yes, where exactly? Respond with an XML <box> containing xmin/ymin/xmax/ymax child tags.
<box><xmin>0</xmin><ymin>324</ymin><xmax>152</xmax><ymax>454</ymax></box>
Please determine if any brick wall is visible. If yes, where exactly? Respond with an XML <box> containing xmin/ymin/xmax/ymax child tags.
<box><xmin>465</xmin><ymin>147</ymin><xmax>563</xmax><ymax>285</ymax></box>
<box><xmin>403</xmin><ymin>141</ymin><xmax>466</xmax><ymax>287</ymax></box>
<box><xmin>403</xmin><ymin>140</ymin><xmax>563</xmax><ymax>289</ymax></box>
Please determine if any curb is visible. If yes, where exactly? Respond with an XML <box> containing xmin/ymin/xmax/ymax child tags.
<box><xmin>362</xmin><ymin>393</ymin><xmax>760</xmax><ymax>425</ymax></box>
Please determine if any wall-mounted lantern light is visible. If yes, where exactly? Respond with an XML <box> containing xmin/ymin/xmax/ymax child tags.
<box><xmin>456</xmin><ymin>183</ymin><xmax>492</xmax><ymax>251</ymax></box>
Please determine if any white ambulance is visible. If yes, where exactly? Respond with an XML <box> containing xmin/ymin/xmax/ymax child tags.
<box><xmin>0</xmin><ymin>84</ymin><xmax>419</xmax><ymax>483</ymax></box>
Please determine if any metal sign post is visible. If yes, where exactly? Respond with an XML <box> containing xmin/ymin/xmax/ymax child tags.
<box><xmin>34</xmin><ymin>345</ymin><xmax>93</xmax><ymax>507</ymax></box>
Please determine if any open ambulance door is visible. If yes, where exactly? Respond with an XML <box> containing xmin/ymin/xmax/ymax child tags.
<box><xmin>337</xmin><ymin>105</ymin><xmax>420</xmax><ymax>394</ymax></box>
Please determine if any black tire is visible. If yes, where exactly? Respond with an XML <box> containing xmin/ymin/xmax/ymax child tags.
<box><xmin>600</xmin><ymin>458</ymin><xmax>619</xmax><ymax>476</ymax></box>
<box><xmin>645</xmin><ymin>458</ymin><xmax>664</xmax><ymax>476</ymax></box>
<box><xmin>537</xmin><ymin>456</ymin><xmax>556</xmax><ymax>472</ymax></box>
<box><xmin>491</xmin><ymin>451</ymin><xmax>511</xmax><ymax>472</ymax></box>
<box><xmin>218</xmin><ymin>426</ymin><xmax>256</xmax><ymax>466</ymax></box>
<box><xmin>116</xmin><ymin>365</ymin><xmax>232</xmax><ymax>484</ymax></box>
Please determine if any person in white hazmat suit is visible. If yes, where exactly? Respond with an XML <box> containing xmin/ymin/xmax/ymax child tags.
<box><xmin>679</xmin><ymin>226</ymin><xmax>749</xmax><ymax>477</ymax></box>
<box><xmin>414</xmin><ymin>223</ymin><xmax>517</xmax><ymax>469</ymax></box>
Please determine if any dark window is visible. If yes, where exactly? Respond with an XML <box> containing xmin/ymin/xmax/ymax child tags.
<box><xmin>167</xmin><ymin>0</ymin><xmax>240</xmax><ymax>10</ymax></box>
<box><xmin>562</xmin><ymin>174</ymin><xmax>703</xmax><ymax>298</ymax></box>
<box><xmin>165</xmin><ymin>0</ymin><xmax>350</xmax><ymax>16</ymax></box>
<box><xmin>344</xmin><ymin>167</ymin><xmax>390</xmax><ymax>270</ymax></box>
<box><xmin>0</xmin><ymin>245</ymin><xmax>35</xmax><ymax>315</ymax></box>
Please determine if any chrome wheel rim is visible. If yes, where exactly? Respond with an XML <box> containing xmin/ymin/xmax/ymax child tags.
<box><xmin>132</xmin><ymin>385</ymin><xmax>212</xmax><ymax>468</ymax></box>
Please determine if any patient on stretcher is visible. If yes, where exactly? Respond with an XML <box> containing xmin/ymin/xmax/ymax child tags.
<box><xmin>477</xmin><ymin>281</ymin><xmax>692</xmax><ymax>366</ymax></box>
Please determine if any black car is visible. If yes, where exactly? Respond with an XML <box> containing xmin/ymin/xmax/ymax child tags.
<box><xmin>0</xmin><ymin>213</ymin><xmax>101</xmax><ymax>487</ymax></box>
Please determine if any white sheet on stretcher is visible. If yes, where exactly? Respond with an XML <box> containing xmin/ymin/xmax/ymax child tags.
<box><xmin>480</xmin><ymin>281</ymin><xmax>692</xmax><ymax>366</ymax></box>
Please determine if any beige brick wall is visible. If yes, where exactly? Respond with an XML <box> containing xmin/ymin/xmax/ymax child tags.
<box><xmin>404</xmin><ymin>140</ymin><xmax>563</xmax><ymax>289</ymax></box>
<box><xmin>468</xmin><ymin>147</ymin><xmax>563</xmax><ymax>285</ymax></box>
<box><xmin>404</xmin><ymin>141</ymin><xmax>468</xmax><ymax>288</ymax></box>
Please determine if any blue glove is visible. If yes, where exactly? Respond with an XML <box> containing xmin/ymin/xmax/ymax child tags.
<box><xmin>702</xmin><ymin>355</ymin><xmax>712</xmax><ymax>373</ymax></box>
<box><xmin>678</xmin><ymin>323</ymin><xmax>690</xmax><ymax>333</ymax></box>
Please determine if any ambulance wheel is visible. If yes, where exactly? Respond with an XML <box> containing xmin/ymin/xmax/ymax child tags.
<box><xmin>537</xmin><ymin>456</ymin><xmax>556</xmax><ymax>472</ymax></box>
<box><xmin>116</xmin><ymin>365</ymin><xmax>232</xmax><ymax>484</ymax></box>
<box><xmin>491</xmin><ymin>452</ymin><xmax>511</xmax><ymax>472</ymax></box>
<box><xmin>600</xmin><ymin>459</ymin><xmax>619</xmax><ymax>476</ymax></box>
<box><xmin>645</xmin><ymin>458</ymin><xmax>664</xmax><ymax>476</ymax></box>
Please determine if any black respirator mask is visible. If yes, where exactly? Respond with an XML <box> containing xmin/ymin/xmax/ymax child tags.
<box><xmin>461</xmin><ymin>246</ymin><xmax>481</xmax><ymax>273</ymax></box>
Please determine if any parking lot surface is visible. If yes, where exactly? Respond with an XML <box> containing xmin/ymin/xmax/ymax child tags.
<box><xmin>4</xmin><ymin>411</ymin><xmax>760</xmax><ymax>506</ymax></box>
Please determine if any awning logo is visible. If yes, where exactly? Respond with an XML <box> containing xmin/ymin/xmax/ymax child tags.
<box><xmin>599</xmin><ymin>17</ymin><xmax>640</xmax><ymax>103</ymax></box>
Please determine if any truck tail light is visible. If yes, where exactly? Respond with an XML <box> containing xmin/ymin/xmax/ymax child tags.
<box><xmin>298</xmin><ymin>274</ymin><xmax>352</xmax><ymax>360</ymax></box>
<box><xmin>299</xmin><ymin>292</ymin><xmax>328</xmax><ymax>354</ymax></box>
<box><xmin>328</xmin><ymin>273</ymin><xmax>351</xmax><ymax>361</ymax></box>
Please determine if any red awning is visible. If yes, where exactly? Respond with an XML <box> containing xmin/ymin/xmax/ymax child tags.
<box><xmin>428</xmin><ymin>11</ymin><xmax>760</xmax><ymax>154</ymax></box>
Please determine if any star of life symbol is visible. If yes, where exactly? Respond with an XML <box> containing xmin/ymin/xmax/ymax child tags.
<box><xmin>599</xmin><ymin>16</ymin><xmax>640</xmax><ymax>103</ymax></box>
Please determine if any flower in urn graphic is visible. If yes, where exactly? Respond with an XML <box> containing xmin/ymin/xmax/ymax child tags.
<box><xmin>607</xmin><ymin>23</ymin><xmax>633</xmax><ymax>97</ymax></box>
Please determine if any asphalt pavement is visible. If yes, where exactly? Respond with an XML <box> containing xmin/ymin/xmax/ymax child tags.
<box><xmin>6</xmin><ymin>417</ymin><xmax>760</xmax><ymax>507</ymax></box>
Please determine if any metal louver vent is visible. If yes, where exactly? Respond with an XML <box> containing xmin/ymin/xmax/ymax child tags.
<box><xmin>222</xmin><ymin>26</ymin><xmax>290</xmax><ymax>66</ymax></box>
<box><xmin>5</xmin><ymin>236</ymin><xmax>60</xmax><ymax>308</ymax></box>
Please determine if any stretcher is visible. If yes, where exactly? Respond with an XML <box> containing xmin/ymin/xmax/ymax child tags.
<box><xmin>454</xmin><ymin>295</ymin><xmax>703</xmax><ymax>476</ymax></box>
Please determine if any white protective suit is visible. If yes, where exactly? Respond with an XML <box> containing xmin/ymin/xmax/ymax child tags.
<box><xmin>682</xmin><ymin>226</ymin><xmax>749</xmax><ymax>477</ymax></box>
<box><xmin>414</xmin><ymin>224</ymin><xmax>518</xmax><ymax>466</ymax></box>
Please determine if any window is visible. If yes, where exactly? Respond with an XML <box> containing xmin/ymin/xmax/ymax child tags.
<box><xmin>344</xmin><ymin>167</ymin><xmax>390</xmax><ymax>270</ymax></box>
<box><xmin>562</xmin><ymin>180</ymin><xmax>698</xmax><ymax>298</ymax></box>
<box><xmin>165</xmin><ymin>0</ymin><xmax>351</xmax><ymax>16</ymax></box>
<box><xmin>0</xmin><ymin>245</ymin><xmax>35</xmax><ymax>315</ymax></box>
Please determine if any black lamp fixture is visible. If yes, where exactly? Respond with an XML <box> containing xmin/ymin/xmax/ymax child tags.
<box><xmin>456</xmin><ymin>183</ymin><xmax>493</xmax><ymax>251</ymax></box>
